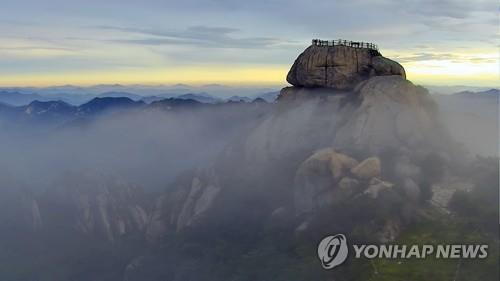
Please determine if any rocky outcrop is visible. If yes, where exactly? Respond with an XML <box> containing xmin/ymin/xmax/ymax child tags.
<box><xmin>294</xmin><ymin>148</ymin><xmax>358</xmax><ymax>213</ymax></box>
<box><xmin>338</xmin><ymin>177</ymin><xmax>360</xmax><ymax>190</ymax></box>
<box><xmin>146</xmin><ymin>169</ymin><xmax>221</xmax><ymax>240</ymax></box>
<box><xmin>287</xmin><ymin>45</ymin><xmax>405</xmax><ymax>90</ymax></box>
<box><xmin>331</xmin><ymin>150</ymin><xmax>359</xmax><ymax>180</ymax></box>
<box><xmin>363</xmin><ymin>178</ymin><xmax>394</xmax><ymax>199</ymax></box>
<box><xmin>216</xmin><ymin>59</ymin><xmax>452</xmax><ymax>246</ymax></box>
<box><xmin>294</xmin><ymin>148</ymin><xmax>394</xmax><ymax>214</ymax></box>
<box><xmin>333</xmin><ymin>76</ymin><xmax>440</xmax><ymax>153</ymax></box>
<box><xmin>29</xmin><ymin>199</ymin><xmax>43</xmax><ymax>230</ymax></box>
<box><xmin>41</xmin><ymin>172</ymin><xmax>150</xmax><ymax>242</ymax></box>
<box><xmin>175</xmin><ymin>177</ymin><xmax>221</xmax><ymax>231</ymax></box>
<box><xmin>239</xmin><ymin>92</ymin><xmax>351</xmax><ymax>166</ymax></box>
<box><xmin>0</xmin><ymin>175</ymin><xmax>44</xmax><ymax>233</ymax></box>
<box><xmin>239</xmin><ymin>75</ymin><xmax>443</xmax><ymax>172</ymax></box>
<box><xmin>74</xmin><ymin>189</ymin><xmax>148</xmax><ymax>242</ymax></box>
<box><xmin>350</xmin><ymin>157</ymin><xmax>381</xmax><ymax>180</ymax></box>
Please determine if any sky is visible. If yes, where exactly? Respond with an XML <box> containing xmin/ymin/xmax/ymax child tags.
<box><xmin>0</xmin><ymin>0</ymin><xmax>498</xmax><ymax>87</ymax></box>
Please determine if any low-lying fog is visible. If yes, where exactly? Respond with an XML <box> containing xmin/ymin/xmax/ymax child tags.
<box><xmin>0</xmin><ymin>105</ymin><xmax>270</xmax><ymax>192</ymax></box>
<box><xmin>0</xmin><ymin>91</ymin><xmax>498</xmax><ymax>196</ymax></box>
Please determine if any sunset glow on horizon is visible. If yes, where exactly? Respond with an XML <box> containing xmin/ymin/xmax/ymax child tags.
<box><xmin>0</xmin><ymin>58</ymin><xmax>497</xmax><ymax>88</ymax></box>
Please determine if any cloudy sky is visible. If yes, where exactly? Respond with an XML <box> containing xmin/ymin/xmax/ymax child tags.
<box><xmin>0</xmin><ymin>0</ymin><xmax>497</xmax><ymax>87</ymax></box>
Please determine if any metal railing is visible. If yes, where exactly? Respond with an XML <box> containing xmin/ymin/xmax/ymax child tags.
<box><xmin>311</xmin><ymin>39</ymin><xmax>378</xmax><ymax>51</ymax></box>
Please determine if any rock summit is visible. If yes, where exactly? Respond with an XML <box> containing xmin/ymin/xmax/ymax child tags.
<box><xmin>287</xmin><ymin>39</ymin><xmax>406</xmax><ymax>90</ymax></box>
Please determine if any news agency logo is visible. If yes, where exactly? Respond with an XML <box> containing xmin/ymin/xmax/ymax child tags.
<box><xmin>317</xmin><ymin>234</ymin><xmax>349</xmax><ymax>269</ymax></box>
<box><xmin>318</xmin><ymin>234</ymin><xmax>489</xmax><ymax>270</ymax></box>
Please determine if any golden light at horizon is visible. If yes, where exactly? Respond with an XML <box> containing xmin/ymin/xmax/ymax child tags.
<box><xmin>0</xmin><ymin>66</ymin><xmax>288</xmax><ymax>87</ymax></box>
<box><xmin>0</xmin><ymin>54</ymin><xmax>498</xmax><ymax>88</ymax></box>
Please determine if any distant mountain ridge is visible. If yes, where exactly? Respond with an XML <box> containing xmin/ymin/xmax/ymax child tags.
<box><xmin>0</xmin><ymin>97</ymin><xmax>143</xmax><ymax>126</ymax></box>
<box><xmin>227</xmin><ymin>96</ymin><xmax>252</xmax><ymax>103</ymax></box>
<box><xmin>97</xmin><ymin>91</ymin><xmax>144</xmax><ymax>101</ymax></box>
<box><xmin>0</xmin><ymin>84</ymin><xmax>281</xmax><ymax>106</ymax></box>
<box><xmin>425</xmin><ymin>85</ymin><xmax>499</xmax><ymax>95</ymax></box>
<box><xmin>24</xmin><ymin>100</ymin><xmax>76</xmax><ymax>117</ymax></box>
<box><xmin>452</xmin><ymin>88</ymin><xmax>499</xmax><ymax>100</ymax></box>
<box><xmin>0</xmin><ymin>91</ymin><xmax>49</xmax><ymax>106</ymax></box>
<box><xmin>0</xmin><ymin>96</ymin><xmax>271</xmax><ymax>130</ymax></box>
<box><xmin>77</xmin><ymin>97</ymin><xmax>145</xmax><ymax>115</ymax></box>
<box><xmin>176</xmin><ymin>93</ymin><xmax>221</xmax><ymax>104</ymax></box>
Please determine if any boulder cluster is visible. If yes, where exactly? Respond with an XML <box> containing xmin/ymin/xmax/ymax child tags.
<box><xmin>294</xmin><ymin>148</ymin><xmax>393</xmax><ymax>215</ymax></box>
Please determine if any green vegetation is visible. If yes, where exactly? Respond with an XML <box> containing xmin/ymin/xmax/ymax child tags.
<box><xmin>358</xmin><ymin>218</ymin><xmax>498</xmax><ymax>281</ymax></box>
<box><xmin>359</xmin><ymin>156</ymin><xmax>499</xmax><ymax>281</ymax></box>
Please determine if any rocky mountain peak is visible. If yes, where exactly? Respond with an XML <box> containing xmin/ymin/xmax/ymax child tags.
<box><xmin>286</xmin><ymin>39</ymin><xmax>406</xmax><ymax>90</ymax></box>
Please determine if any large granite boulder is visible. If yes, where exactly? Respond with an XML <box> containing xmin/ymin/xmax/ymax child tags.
<box><xmin>351</xmin><ymin>157</ymin><xmax>381</xmax><ymax>180</ymax></box>
<box><xmin>293</xmin><ymin>148</ymin><xmax>361</xmax><ymax>214</ymax></box>
<box><xmin>287</xmin><ymin>44</ymin><xmax>405</xmax><ymax>90</ymax></box>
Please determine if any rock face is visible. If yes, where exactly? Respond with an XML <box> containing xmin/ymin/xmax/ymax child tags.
<box><xmin>350</xmin><ymin>157</ymin><xmax>381</xmax><ymax>180</ymax></box>
<box><xmin>146</xmin><ymin>169</ymin><xmax>221</xmax><ymax>240</ymax></box>
<box><xmin>294</xmin><ymin>148</ymin><xmax>352</xmax><ymax>213</ymax></box>
<box><xmin>333</xmin><ymin>76</ymin><xmax>439</xmax><ymax>152</ymax></box>
<box><xmin>219</xmin><ymin>52</ymin><xmax>451</xmax><ymax>225</ymax></box>
<box><xmin>0</xmin><ymin>183</ymin><xmax>44</xmax><ymax>232</ymax></box>
<box><xmin>363</xmin><ymin>178</ymin><xmax>394</xmax><ymax>199</ymax></box>
<box><xmin>294</xmin><ymin>149</ymin><xmax>390</xmax><ymax>214</ymax></box>
<box><xmin>287</xmin><ymin>44</ymin><xmax>405</xmax><ymax>90</ymax></box>
<box><xmin>41</xmin><ymin>172</ymin><xmax>150</xmax><ymax>242</ymax></box>
<box><xmin>238</xmin><ymin>75</ymin><xmax>442</xmax><ymax>170</ymax></box>
<box><xmin>175</xmin><ymin>176</ymin><xmax>221</xmax><ymax>231</ymax></box>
